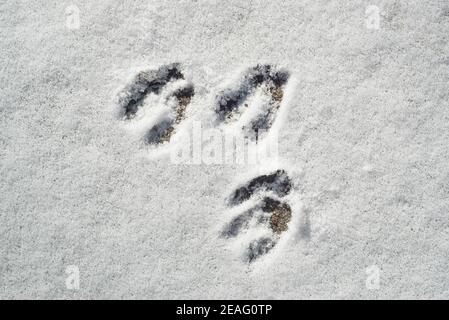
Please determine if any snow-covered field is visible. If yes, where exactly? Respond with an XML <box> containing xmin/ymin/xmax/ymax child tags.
<box><xmin>1</xmin><ymin>0</ymin><xmax>449</xmax><ymax>299</ymax></box>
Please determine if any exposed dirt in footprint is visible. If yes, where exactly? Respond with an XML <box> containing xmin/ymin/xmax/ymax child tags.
<box><xmin>264</xmin><ymin>198</ymin><xmax>292</xmax><ymax>234</ymax></box>
<box><xmin>222</xmin><ymin>197</ymin><xmax>292</xmax><ymax>239</ymax></box>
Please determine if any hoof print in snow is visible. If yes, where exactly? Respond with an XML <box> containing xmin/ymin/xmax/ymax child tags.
<box><xmin>145</xmin><ymin>84</ymin><xmax>195</xmax><ymax>145</ymax></box>
<box><xmin>118</xmin><ymin>63</ymin><xmax>194</xmax><ymax>145</ymax></box>
<box><xmin>215</xmin><ymin>64</ymin><xmax>290</xmax><ymax>140</ymax></box>
<box><xmin>223</xmin><ymin>170</ymin><xmax>293</xmax><ymax>263</ymax></box>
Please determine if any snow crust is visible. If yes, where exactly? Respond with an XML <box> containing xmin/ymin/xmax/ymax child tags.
<box><xmin>1</xmin><ymin>0</ymin><xmax>449</xmax><ymax>299</ymax></box>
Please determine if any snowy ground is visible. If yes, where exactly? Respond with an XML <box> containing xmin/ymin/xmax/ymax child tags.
<box><xmin>1</xmin><ymin>0</ymin><xmax>449</xmax><ymax>299</ymax></box>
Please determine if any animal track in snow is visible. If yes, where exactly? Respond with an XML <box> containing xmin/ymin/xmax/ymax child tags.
<box><xmin>215</xmin><ymin>64</ymin><xmax>290</xmax><ymax>141</ymax></box>
<box><xmin>117</xmin><ymin>63</ymin><xmax>291</xmax><ymax>148</ymax></box>
<box><xmin>116</xmin><ymin>63</ymin><xmax>297</xmax><ymax>262</ymax></box>
<box><xmin>222</xmin><ymin>170</ymin><xmax>293</xmax><ymax>263</ymax></box>
<box><xmin>145</xmin><ymin>85</ymin><xmax>194</xmax><ymax>144</ymax></box>
<box><xmin>118</xmin><ymin>63</ymin><xmax>194</xmax><ymax>145</ymax></box>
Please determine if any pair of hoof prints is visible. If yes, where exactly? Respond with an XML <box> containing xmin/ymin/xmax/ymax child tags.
<box><xmin>118</xmin><ymin>63</ymin><xmax>290</xmax><ymax>145</ymax></box>
<box><xmin>117</xmin><ymin>63</ymin><xmax>295</xmax><ymax>263</ymax></box>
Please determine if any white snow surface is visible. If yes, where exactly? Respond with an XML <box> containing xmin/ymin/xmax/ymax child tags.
<box><xmin>1</xmin><ymin>0</ymin><xmax>449</xmax><ymax>299</ymax></box>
